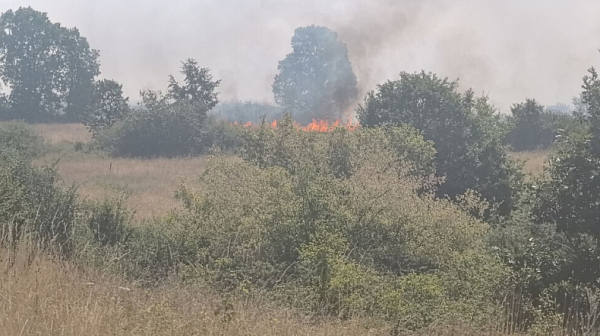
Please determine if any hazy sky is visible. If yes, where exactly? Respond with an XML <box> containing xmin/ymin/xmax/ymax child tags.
<box><xmin>2</xmin><ymin>0</ymin><xmax>600</xmax><ymax>112</ymax></box>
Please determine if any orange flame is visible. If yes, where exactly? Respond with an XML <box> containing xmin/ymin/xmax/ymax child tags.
<box><xmin>234</xmin><ymin>118</ymin><xmax>358</xmax><ymax>132</ymax></box>
<box><xmin>233</xmin><ymin>115</ymin><xmax>359</xmax><ymax>133</ymax></box>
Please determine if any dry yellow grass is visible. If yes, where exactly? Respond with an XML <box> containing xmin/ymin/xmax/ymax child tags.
<box><xmin>0</xmin><ymin>244</ymin><xmax>388</xmax><ymax>336</ymax></box>
<box><xmin>31</xmin><ymin>123</ymin><xmax>92</xmax><ymax>144</ymax></box>
<box><xmin>509</xmin><ymin>150</ymin><xmax>550</xmax><ymax>175</ymax></box>
<box><xmin>27</xmin><ymin>123</ymin><xmax>212</xmax><ymax>219</ymax></box>
<box><xmin>50</xmin><ymin>156</ymin><xmax>211</xmax><ymax>220</ymax></box>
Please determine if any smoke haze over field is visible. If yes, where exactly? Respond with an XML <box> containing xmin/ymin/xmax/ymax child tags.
<box><xmin>2</xmin><ymin>0</ymin><xmax>600</xmax><ymax>112</ymax></box>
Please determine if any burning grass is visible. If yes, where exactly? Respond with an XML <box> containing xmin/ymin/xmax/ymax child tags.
<box><xmin>236</xmin><ymin>118</ymin><xmax>359</xmax><ymax>132</ymax></box>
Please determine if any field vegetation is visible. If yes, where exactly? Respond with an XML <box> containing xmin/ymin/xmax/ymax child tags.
<box><xmin>2</xmin><ymin>6</ymin><xmax>600</xmax><ymax>336</ymax></box>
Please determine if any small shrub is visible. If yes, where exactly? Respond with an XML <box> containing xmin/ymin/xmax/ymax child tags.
<box><xmin>0</xmin><ymin>121</ymin><xmax>44</xmax><ymax>159</ymax></box>
<box><xmin>119</xmin><ymin>214</ymin><xmax>210</xmax><ymax>281</ymax></box>
<box><xmin>84</xmin><ymin>197</ymin><xmax>132</xmax><ymax>246</ymax></box>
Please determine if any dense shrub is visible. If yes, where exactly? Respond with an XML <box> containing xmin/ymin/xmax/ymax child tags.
<box><xmin>527</xmin><ymin>69</ymin><xmax>600</xmax><ymax>291</ymax></box>
<box><xmin>98</xmin><ymin>102</ymin><xmax>206</xmax><ymax>157</ymax></box>
<box><xmin>0</xmin><ymin>121</ymin><xmax>44</xmax><ymax>158</ymax></box>
<box><xmin>241</xmin><ymin>113</ymin><xmax>436</xmax><ymax>179</ymax></box>
<box><xmin>357</xmin><ymin>71</ymin><xmax>521</xmax><ymax>218</ymax></box>
<box><xmin>97</xmin><ymin>61</ymin><xmax>232</xmax><ymax>158</ymax></box>
<box><xmin>163</xmin><ymin>121</ymin><xmax>509</xmax><ymax>328</ymax></box>
<box><xmin>83</xmin><ymin>79</ymin><xmax>130</xmax><ymax>136</ymax></box>
<box><xmin>99</xmin><ymin>106</ymin><xmax>242</xmax><ymax>158</ymax></box>
<box><xmin>83</xmin><ymin>196</ymin><xmax>132</xmax><ymax>246</ymax></box>
<box><xmin>505</xmin><ymin>99</ymin><xmax>556</xmax><ymax>151</ymax></box>
<box><xmin>0</xmin><ymin>122</ymin><xmax>77</xmax><ymax>250</ymax></box>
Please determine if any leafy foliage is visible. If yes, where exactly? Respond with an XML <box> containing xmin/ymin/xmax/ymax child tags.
<box><xmin>84</xmin><ymin>196</ymin><xmax>132</xmax><ymax>246</ymax></box>
<box><xmin>168</xmin><ymin>58</ymin><xmax>221</xmax><ymax>119</ymax></box>
<box><xmin>533</xmin><ymin>68</ymin><xmax>600</xmax><ymax>252</ymax></box>
<box><xmin>241</xmin><ymin>113</ymin><xmax>436</xmax><ymax>179</ymax></box>
<box><xmin>0</xmin><ymin>122</ymin><xmax>77</xmax><ymax>250</ymax></box>
<box><xmin>505</xmin><ymin>99</ymin><xmax>555</xmax><ymax>151</ymax></box>
<box><xmin>0</xmin><ymin>7</ymin><xmax>99</xmax><ymax>122</ymax></box>
<box><xmin>98</xmin><ymin>61</ymin><xmax>229</xmax><ymax>158</ymax></box>
<box><xmin>84</xmin><ymin>79</ymin><xmax>130</xmax><ymax>136</ymax></box>
<box><xmin>98</xmin><ymin>96</ymin><xmax>206</xmax><ymax>158</ymax></box>
<box><xmin>357</xmin><ymin>71</ymin><xmax>521</xmax><ymax>217</ymax></box>
<box><xmin>273</xmin><ymin>26</ymin><xmax>358</xmax><ymax>123</ymax></box>
<box><xmin>166</xmin><ymin>122</ymin><xmax>508</xmax><ymax>328</ymax></box>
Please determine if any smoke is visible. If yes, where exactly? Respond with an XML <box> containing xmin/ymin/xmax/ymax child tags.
<box><xmin>2</xmin><ymin>0</ymin><xmax>600</xmax><ymax>112</ymax></box>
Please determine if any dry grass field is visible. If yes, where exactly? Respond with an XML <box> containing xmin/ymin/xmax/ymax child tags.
<box><xmin>52</xmin><ymin>156</ymin><xmax>208</xmax><ymax>220</ymax></box>
<box><xmin>1</xmin><ymin>243</ymin><xmax>389</xmax><ymax>336</ymax></box>
<box><xmin>31</xmin><ymin>123</ymin><xmax>93</xmax><ymax>144</ymax></box>
<box><xmin>30</xmin><ymin>123</ymin><xmax>211</xmax><ymax>219</ymax></box>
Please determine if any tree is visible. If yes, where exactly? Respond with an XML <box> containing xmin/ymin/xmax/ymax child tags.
<box><xmin>273</xmin><ymin>26</ymin><xmax>358</xmax><ymax>123</ymax></box>
<box><xmin>0</xmin><ymin>7</ymin><xmax>99</xmax><ymax>122</ymax></box>
<box><xmin>60</xmin><ymin>27</ymin><xmax>102</xmax><ymax>121</ymax></box>
<box><xmin>531</xmin><ymin>67</ymin><xmax>600</xmax><ymax>288</ymax></box>
<box><xmin>168</xmin><ymin>58</ymin><xmax>220</xmax><ymax>119</ymax></box>
<box><xmin>505</xmin><ymin>99</ymin><xmax>554</xmax><ymax>151</ymax></box>
<box><xmin>84</xmin><ymin>79</ymin><xmax>129</xmax><ymax>136</ymax></box>
<box><xmin>358</xmin><ymin>71</ymin><xmax>520</xmax><ymax>217</ymax></box>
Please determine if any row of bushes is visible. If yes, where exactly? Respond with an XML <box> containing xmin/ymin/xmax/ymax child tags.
<box><xmin>0</xmin><ymin>120</ymin><xmax>511</xmax><ymax>331</ymax></box>
<box><xmin>6</xmin><ymin>115</ymin><xmax>600</xmax><ymax>332</ymax></box>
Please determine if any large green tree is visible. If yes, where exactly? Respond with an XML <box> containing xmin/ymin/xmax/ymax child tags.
<box><xmin>0</xmin><ymin>7</ymin><xmax>99</xmax><ymax>122</ymax></box>
<box><xmin>358</xmin><ymin>71</ymin><xmax>520</xmax><ymax>217</ymax></box>
<box><xmin>273</xmin><ymin>26</ymin><xmax>358</xmax><ymax>123</ymax></box>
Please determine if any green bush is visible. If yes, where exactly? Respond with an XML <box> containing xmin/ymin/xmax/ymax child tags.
<box><xmin>357</xmin><ymin>71</ymin><xmax>521</xmax><ymax>217</ymax></box>
<box><xmin>241</xmin><ymin>113</ymin><xmax>436</xmax><ymax>180</ymax></box>
<box><xmin>98</xmin><ymin>103</ymin><xmax>241</xmax><ymax>158</ymax></box>
<box><xmin>115</xmin><ymin>214</ymin><xmax>210</xmax><ymax>281</ymax></box>
<box><xmin>0</xmin><ymin>122</ymin><xmax>77</xmax><ymax>251</ymax></box>
<box><xmin>0</xmin><ymin>121</ymin><xmax>44</xmax><ymax>158</ymax></box>
<box><xmin>98</xmin><ymin>102</ymin><xmax>203</xmax><ymax>157</ymax></box>
<box><xmin>84</xmin><ymin>196</ymin><xmax>132</xmax><ymax>246</ymax></box>
<box><xmin>83</xmin><ymin>79</ymin><xmax>130</xmax><ymax>136</ymax></box>
<box><xmin>504</xmin><ymin>99</ymin><xmax>563</xmax><ymax>151</ymax></box>
<box><xmin>171</xmin><ymin>125</ymin><xmax>508</xmax><ymax>328</ymax></box>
